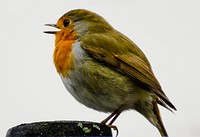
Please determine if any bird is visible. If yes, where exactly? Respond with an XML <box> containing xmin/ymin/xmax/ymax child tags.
<box><xmin>44</xmin><ymin>9</ymin><xmax>176</xmax><ymax>137</ymax></box>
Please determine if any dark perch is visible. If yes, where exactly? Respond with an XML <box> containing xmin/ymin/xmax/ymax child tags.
<box><xmin>6</xmin><ymin>121</ymin><xmax>113</xmax><ymax>137</ymax></box>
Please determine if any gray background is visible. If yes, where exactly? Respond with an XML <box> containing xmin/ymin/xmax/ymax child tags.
<box><xmin>1</xmin><ymin>0</ymin><xmax>200</xmax><ymax>136</ymax></box>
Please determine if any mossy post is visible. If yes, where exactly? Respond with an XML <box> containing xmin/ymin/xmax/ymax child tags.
<box><xmin>6</xmin><ymin>121</ymin><xmax>113</xmax><ymax>137</ymax></box>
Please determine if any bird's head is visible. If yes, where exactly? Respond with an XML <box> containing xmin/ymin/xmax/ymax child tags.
<box><xmin>44</xmin><ymin>9</ymin><xmax>114</xmax><ymax>42</ymax></box>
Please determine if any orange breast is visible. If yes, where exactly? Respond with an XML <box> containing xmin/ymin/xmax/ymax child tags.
<box><xmin>53</xmin><ymin>38</ymin><xmax>75</xmax><ymax>77</ymax></box>
<box><xmin>53</xmin><ymin>27</ymin><xmax>77</xmax><ymax>77</ymax></box>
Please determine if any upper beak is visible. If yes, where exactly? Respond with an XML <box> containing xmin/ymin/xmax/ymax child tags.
<box><xmin>43</xmin><ymin>24</ymin><xmax>60</xmax><ymax>34</ymax></box>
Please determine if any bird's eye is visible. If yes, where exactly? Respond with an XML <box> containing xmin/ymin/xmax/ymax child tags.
<box><xmin>63</xmin><ymin>19</ymin><xmax>70</xmax><ymax>27</ymax></box>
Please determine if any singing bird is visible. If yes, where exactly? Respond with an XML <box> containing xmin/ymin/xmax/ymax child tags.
<box><xmin>44</xmin><ymin>9</ymin><xmax>176</xmax><ymax>136</ymax></box>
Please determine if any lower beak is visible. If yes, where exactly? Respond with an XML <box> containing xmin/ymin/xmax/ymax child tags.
<box><xmin>43</xmin><ymin>24</ymin><xmax>60</xmax><ymax>34</ymax></box>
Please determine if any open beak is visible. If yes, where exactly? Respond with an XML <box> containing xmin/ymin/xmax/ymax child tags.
<box><xmin>43</xmin><ymin>24</ymin><xmax>60</xmax><ymax>34</ymax></box>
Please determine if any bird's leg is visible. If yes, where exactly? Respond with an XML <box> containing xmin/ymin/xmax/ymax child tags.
<box><xmin>108</xmin><ymin>111</ymin><xmax>121</xmax><ymax>125</ymax></box>
<box><xmin>101</xmin><ymin>104</ymin><xmax>124</xmax><ymax>124</ymax></box>
<box><xmin>101</xmin><ymin>109</ymin><xmax>119</xmax><ymax>124</ymax></box>
<box><xmin>108</xmin><ymin>112</ymin><xmax>121</xmax><ymax>137</ymax></box>
<box><xmin>101</xmin><ymin>106</ymin><xmax>124</xmax><ymax>137</ymax></box>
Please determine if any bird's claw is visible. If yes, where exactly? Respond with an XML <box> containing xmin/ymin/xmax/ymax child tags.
<box><xmin>106</xmin><ymin>124</ymin><xmax>119</xmax><ymax>137</ymax></box>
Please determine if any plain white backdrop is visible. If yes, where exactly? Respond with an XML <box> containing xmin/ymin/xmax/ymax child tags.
<box><xmin>1</xmin><ymin>0</ymin><xmax>200</xmax><ymax>136</ymax></box>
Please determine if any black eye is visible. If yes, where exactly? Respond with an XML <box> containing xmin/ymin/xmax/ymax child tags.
<box><xmin>63</xmin><ymin>19</ymin><xmax>70</xmax><ymax>27</ymax></box>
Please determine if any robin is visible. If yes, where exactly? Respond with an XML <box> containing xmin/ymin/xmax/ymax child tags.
<box><xmin>44</xmin><ymin>9</ymin><xmax>176</xmax><ymax>137</ymax></box>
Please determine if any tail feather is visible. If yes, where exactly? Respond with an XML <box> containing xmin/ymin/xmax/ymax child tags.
<box><xmin>136</xmin><ymin>98</ymin><xmax>169</xmax><ymax>136</ymax></box>
<box><xmin>152</xmin><ymin>99</ymin><xmax>168</xmax><ymax>137</ymax></box>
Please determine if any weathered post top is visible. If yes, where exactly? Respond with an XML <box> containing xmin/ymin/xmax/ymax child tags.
<box><xmin>6</xmin><ymin>121</ymin><xmax>113</xmax><ymax>137</ymax></box>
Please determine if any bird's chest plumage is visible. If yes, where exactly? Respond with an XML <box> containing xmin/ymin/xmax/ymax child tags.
<box><xmin>55</xmin><ymin>41</ymin><xmax>142</xmax><ymax>112</ymax></box>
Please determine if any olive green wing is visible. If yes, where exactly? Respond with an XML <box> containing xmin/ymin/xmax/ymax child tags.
<box><xmin>80</xmin><ymin>33</ymin><xmax>176</xmax><ymax>110</ymax></box>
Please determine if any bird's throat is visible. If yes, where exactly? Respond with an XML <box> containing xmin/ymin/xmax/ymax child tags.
<box><xmin>53</xmin><ymin>38</ymin><xmax>75</xmax><ymax>77</ymax></box>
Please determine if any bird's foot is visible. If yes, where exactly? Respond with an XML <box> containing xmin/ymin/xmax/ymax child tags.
<box><xmin>101</xmin><ymin>123</ymin><xmax>118</xmax><ymax>137</ymax></box>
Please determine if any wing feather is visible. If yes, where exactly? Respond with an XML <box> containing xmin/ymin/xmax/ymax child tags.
<box><xmin>81</xmin><ymin>33</ymin><xmax>176</xmax><ymax>110</ymax></box>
